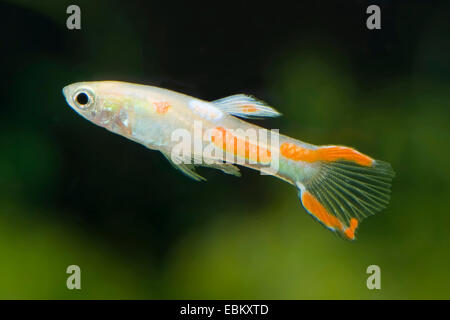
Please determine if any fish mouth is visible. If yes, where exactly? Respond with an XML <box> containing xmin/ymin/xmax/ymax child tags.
<box><xmin>62</xmin><ymin>84</ymin><xmax>78</xmax><ymax>110</ymax></box>
<box><xmin>62</xmin><ymin>85</ymin><xmax>72</xmax><ymax>105</ymax></box>
<box><xmin>62</xmin><ymin>85</ymin><xmax>69</xmax><ymax>99</ymax></box>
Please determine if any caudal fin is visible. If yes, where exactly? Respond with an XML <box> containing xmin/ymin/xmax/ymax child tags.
<box><xmin>287</xmin><ymin>144</ymin><xmax>395</xmax><ymax>240</ymax></box>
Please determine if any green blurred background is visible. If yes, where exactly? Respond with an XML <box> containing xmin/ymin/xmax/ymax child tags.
<box><xmin>1</xmin><ymin>0</ymin><xmax>449</xmax><ymax>299</ymax></box>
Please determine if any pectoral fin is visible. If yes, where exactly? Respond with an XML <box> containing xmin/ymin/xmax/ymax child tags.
<box><xmin>161</xmin><ymin>152</ymin><xmax>206</xmax><ymax>181</ymax></box>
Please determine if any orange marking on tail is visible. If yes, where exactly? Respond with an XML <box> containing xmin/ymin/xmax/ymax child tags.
<box><xmin>211</xmin><ymin>127</ymin><xmax>272</xmax><ymax>163</ymax></box>
<box><xmin>280</xmin><ymin>142</ymin><xmax>373</xmax><ymax>166</ymax></box>
<box><xmin>302</xmin><ymin>192</ymin><xmax>358</xmax><ymax>240</ymax></box>
<box><xmin>344</xmin><ymin>218</ymin><xmax>359</xmax><ymax>240</ymax></box>
<box><xmin>317</xmin><ymin>146</ymin><xmax>373</xmax><ymax>166</ymax></box>
<box><xmin>301</xmin><ymin>191</ymin><xmax>343</xmax><ymax>231</ymax></box>
<box><xmin>154</xmin><ymin>101</ymin><xmax>170</xmax><ymax>114</ymax></box>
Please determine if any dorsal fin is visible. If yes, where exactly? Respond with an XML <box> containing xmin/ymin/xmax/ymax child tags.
<box><xmin>212</xmin><ymin>94</ymin><xmax>281</xmax><ymax>119</ymax></box>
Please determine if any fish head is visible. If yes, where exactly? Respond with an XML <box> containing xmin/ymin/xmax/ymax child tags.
<box><xmin>63</xmin><ymin>81</ymin><xmax>124</xmax><ymax>128</ymax></box>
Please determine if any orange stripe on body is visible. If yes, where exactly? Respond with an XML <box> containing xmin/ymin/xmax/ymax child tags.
<box><xmin>280</xmin><ymin>142</ymin><xmax>373</xmax><ymax>166</ymax></box>
<box><xmin>211</xmin><ymin>127</ymin><xmax>272</xmax><ymax>163</ymax></box>
<box><xmin>301</xmin><ymin>191</ymin><xmax>358</xmax><ymax>240</ymax></box>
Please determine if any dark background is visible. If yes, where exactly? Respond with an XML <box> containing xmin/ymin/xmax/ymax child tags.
<box><xmin>1</xmin><ymin>0</ymin><xmax>449</xmax><ymax>298</ymax></box>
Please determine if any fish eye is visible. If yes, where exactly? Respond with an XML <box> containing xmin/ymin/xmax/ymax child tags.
<box><xmin>73</xmin><ymin>89</ymin><xmax>95</xmax><ymax>110</ymax></box>
<box><xmin>76</xmin><ymin>92</ymin><xmax>89</xmax><ymax>105</ymax></box>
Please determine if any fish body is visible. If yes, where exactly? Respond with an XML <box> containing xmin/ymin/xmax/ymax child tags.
<box><xmin>63</xmin><ymin>81</ymin><xmax>394</xmax><ymax>240</ymax></box>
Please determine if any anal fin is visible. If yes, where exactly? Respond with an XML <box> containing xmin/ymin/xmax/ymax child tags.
<box><xmin>161</xmin><ymin>152</ymin><xmax>241</xmax><ymax>181</ymax></box>
<box><xmin>200</xmin><ymin>161</ymin><xmax>241</xmax><ymax>177</ymax></box>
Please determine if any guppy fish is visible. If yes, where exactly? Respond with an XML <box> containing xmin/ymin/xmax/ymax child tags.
<box><xmin>63</xmin><ymin>81</ymin><xmax>394</xmax><ymax>240</ymax></box>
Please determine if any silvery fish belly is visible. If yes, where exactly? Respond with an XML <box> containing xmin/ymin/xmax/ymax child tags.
<box><xmin>63</xmin><ymin>80</ymin><xmax>394</xmax><ymax>240</ymax></box>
